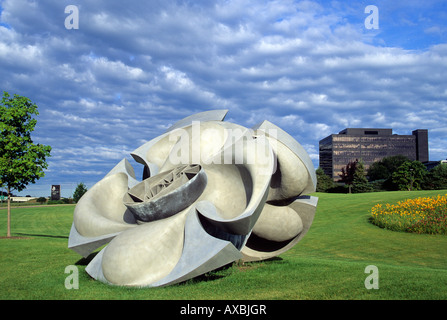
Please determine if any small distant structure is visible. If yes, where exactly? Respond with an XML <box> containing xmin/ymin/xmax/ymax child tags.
<box><xmin>10</xmin><ymin>197</ymin><xmax>38</xmax><ymax>202</ymax></box>
<box><xmin>51</xmin><ymin>185</ymin><xmax>61</xmax><ymax>201</ymax></box>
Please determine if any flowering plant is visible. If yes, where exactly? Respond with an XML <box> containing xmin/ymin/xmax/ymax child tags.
<box><xmin>370</xmin><ymin>194</ymin><xmax>447</xmax><ymax>235</ymax></box>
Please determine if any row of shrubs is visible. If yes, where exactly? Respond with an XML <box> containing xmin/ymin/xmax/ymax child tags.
<box><xmin>35</xmin><ymin>197</ymin><xmax>74</xmax><ymax>204</ymax></box>
<box><xmin>317</xmin><ymin>156</ymin><xmax>447</xmax><ymax>193</ymax></box>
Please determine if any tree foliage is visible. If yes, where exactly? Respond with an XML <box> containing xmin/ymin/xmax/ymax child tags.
<box><xmin>352</xmin><ymin>160</ymin><xmax>373</xmax><ymax>193</ymax></box>
<box><xmin>0</xmin><ymin>92</ymin><xmax>52</xmax><ymax>191</ymax></box>
<box><xmin>0</xmin><ymin>92</ymin><xmax>51</xmax><ymax>237</ymax></box>
<box><xmin>368</xmin><ymin>155</ymin><xmax>409</xmax><ymax>181</ymax></box>
<box><xmin>392</xmin><ymin>160</ymin><xmax>426</xmax><ymax>191</ymax></box>
<box><xmin>73</xmin><ymin>182</ymin><xmax>88</xmax><ymax>203</ymax></box>
<box><xmin>339</xmin><ymin>159</ymin><xmax>358</xmax><ymax>193</ymax></box>
<box><xmin>316</xmin><ymin>167</ymin><xmax>336</xmax><ymax>192</ymax></box>
<box><xmin>424</xmin><ymin>163</ymin><xmax>447</xmax><ymax>190</ymax></box>
<box><xmin>37</xmin><ymin>196</ymin><xmax>47</xmax><ymax>204</ymax></box>
<box><xmin>337</xmin><ymin>159</ymin><xmax>374</xmax><ymax>193</ymax></box>
<box><xmin>367</xmin><ymin>155</ymin><xmax>409</xmax><ymax>190</ymax></box>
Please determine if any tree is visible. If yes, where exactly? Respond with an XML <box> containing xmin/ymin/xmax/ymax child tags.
<box><xmin>367</xmin><ymin>155</ymin><xmax>409</xmax><ymax>190</ymax></box>
<box><xmin>36</xmin><ymin>197</ymin><xmax>47</xmax><ymax>204</ymax></box>
<box><xmin>352</xmin><ymin>159</ymin><xmax>373</xmax><ymax>193</ymax></box>
<box><xmin>0</xmin><ymin>92</ymin><xmax>51</xmax><ymax>237</ymax></box>
<box><xmin>73</xmin><ymin>182</ymin><xmax>88</xmax><ymax>203</ymax></box>
<box><xmin>431</xmin><ymin>163</ymin><xmax>447</xmax><ymax>189</ymax></box>
<box><xmin>424</xmin><ymin>162</ymin><xmax>447</xmax><ymax>190</ymax></box>
<box><xmin>316</xmin><ymin>167</ymin><xmax>336</xmax><ymax>192</ymax></box>
<box><xmin>392</xmin><ymin>160</ymin><xmax>426</xmax><ymax>191</ymax></box>
<box><xmin>339</xmin><ymin>159</ymin><xmax>358</xmax><ymax>193</ymax></box>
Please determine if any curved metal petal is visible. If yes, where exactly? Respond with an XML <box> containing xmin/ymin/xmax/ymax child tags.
<box><xmin>241</xmin><ymin>196</ymin><xmax>318</xmax><ymax>261</ymax></box>
<box><xmin>69</xmin><ymin>160</ymin><xmax>138</xmax><ymax>257</ymax></box>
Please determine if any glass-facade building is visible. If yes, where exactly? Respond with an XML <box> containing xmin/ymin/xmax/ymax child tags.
<box><xmin>319</xmin><ymin>128</ymin><xmax>429</xmax><ymax>180</ymax></box>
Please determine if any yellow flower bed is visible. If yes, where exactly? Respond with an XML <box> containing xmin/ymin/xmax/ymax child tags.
<box><xmin>370</xmin><ymin>194</ymin><xmax>447</xmax><ymax>235</ymax></box>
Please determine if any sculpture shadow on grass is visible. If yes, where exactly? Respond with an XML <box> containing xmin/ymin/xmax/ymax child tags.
<box><xmin>16</xmin><ymin>232</ymin><xmax>68</xmax><ymax>239</ymax></box>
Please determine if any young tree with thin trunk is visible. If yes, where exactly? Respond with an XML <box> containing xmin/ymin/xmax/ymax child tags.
<box><xmin>0</xmin><ymin>92</ymin><xmax>51</xmax><ymax>237</ymax></box>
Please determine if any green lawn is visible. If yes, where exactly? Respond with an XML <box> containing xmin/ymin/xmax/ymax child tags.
<box><xmin>1</xmin><ymin>190</ymin><xmax>446</xmax><ymax>300</ymax></box>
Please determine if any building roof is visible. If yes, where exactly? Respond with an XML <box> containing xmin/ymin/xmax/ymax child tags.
<box><xmin>338</xmin><ymin>128</ymin><xmax>393</xmax><ymax>136</ymax></box>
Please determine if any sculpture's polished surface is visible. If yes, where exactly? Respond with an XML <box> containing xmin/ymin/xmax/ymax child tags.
<box><xmin>68</xmin><ymin>110</ymin><xmax>318</xmax><ymax>287</ymax></box>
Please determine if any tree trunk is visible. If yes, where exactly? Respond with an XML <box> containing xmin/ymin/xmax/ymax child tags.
<box><xmin>7</xmin><ymin>186</ymin><xmax>11</xmax><ymax>238</ymax></box>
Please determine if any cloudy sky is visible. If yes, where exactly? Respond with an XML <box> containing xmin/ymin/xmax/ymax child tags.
<box><xmin>1</xmin><ymin>0</ymin><xmax>446</xmax><ymax>197</ymax></box>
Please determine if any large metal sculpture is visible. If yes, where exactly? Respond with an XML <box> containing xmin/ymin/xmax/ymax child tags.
<box><xmin>68</xmin><ymin>110</ymin><xmax>318</xmax><ymax>287</ymax></box>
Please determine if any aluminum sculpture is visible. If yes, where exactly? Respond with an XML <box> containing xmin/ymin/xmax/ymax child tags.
<box><xmin>68</xmin><ymin>110</ymin><xmax>318</xmax><ymax>287</ymax></box>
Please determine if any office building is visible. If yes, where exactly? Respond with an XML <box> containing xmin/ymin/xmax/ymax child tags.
<box><xmin>319</xmin><ymin>128</ymin><xmax>428</xmax><ymax>180</ymax></box>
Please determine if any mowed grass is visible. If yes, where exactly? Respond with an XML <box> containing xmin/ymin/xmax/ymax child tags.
<box><xmin>0</xmin><ymin>190</ymin><xmax>446</xmax><ymax>300</ymax></box>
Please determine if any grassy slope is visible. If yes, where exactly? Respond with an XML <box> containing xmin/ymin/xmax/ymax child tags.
<box><xmin>0</xmin><ymin>190</ymin><xmax>446</xmax><ymax>300</ymax></box>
